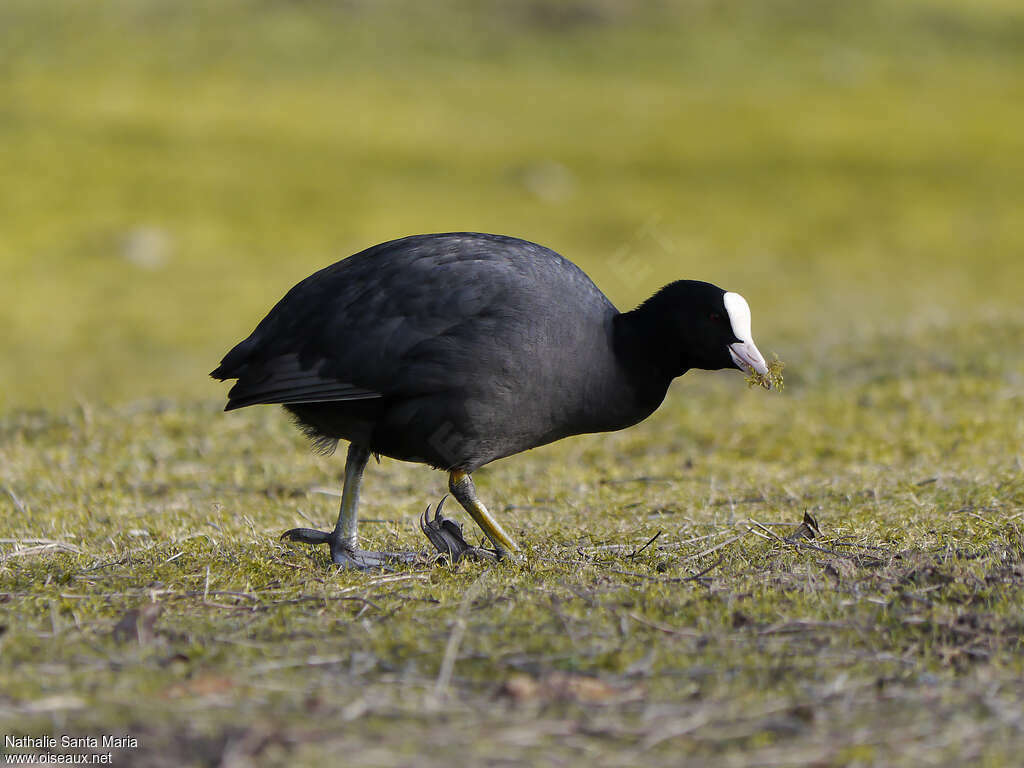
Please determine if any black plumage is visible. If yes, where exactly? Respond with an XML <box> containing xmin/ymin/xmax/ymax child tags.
<box><xmin>212</xmin><ymin>232</ymin><xmax>768</xmax><ymax>566</ymax></box>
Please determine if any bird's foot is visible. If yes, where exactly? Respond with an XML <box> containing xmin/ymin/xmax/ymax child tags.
<box><xmin>280</xmin><ymin>497</ymin><xmax>506</xmax><ymax>569</ymax></box>
<box><xmin>280</xmin><ymin>528</ymin><xmax>427</xmax><ymax>570</ymax></box>
<box><xmin>331</xmin><ymin>547</ymin><xmax>425</xmax><ymax>570</ymax></box>
<box><xmin>419</xmin><ymin>498</ymin><xmax>500</xmax><ymax>564</ymax></box>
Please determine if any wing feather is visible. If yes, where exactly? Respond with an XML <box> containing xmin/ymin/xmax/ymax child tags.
<box><xmin>219</xmin><ymin>353</ymin><xmax>381</xmax><ymax>410</ymax></box>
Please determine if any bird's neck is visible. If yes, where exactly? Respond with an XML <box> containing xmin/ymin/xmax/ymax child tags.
<box><xmin>612</xmin><ymin>305</ymin><xmax>687</xmax><ymax>408</ymax></box>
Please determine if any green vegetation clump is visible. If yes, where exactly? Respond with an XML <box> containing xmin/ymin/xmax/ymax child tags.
<box><xmin>745</xmin><ymin>355</ymin><xmax>786</xmax><ymax>391</ymax></box>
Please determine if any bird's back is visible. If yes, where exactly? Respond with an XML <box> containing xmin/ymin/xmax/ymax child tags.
<box><xmin>213</xmin><ymin>233</ymin><xmax>634</xmax><ymax>470</ymax></box>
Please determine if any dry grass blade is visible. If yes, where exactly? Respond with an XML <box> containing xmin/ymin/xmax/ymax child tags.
<box><xmin>1</xmin><ymin>542</ymin><xmax>82</xmax><ymax>562</ymax></box>
<box><xmin>2</xmin><ymin>487</ymin><xmax>28</xmax><ymax>515</ymax></box>
<box><xmin>433</xmin><ymin>569</ymin><xmax>491</xmax><ymax>699</ymax></box>
<box><xmin>683</xmin><ymin>529</ymin><xmax>753</xmax><ymax>561</ymax></box>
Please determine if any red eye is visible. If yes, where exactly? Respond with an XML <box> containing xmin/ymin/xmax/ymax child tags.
<box><xmin>709</xmin><ymin>312</ymin><xmax>722</xmax><ymax>322</ymax></box>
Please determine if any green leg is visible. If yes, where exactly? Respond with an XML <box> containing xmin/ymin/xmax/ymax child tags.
<box><xmin>448</xmin><ymin>470</ymin><xmax>518</xmax><ymax>557</ymax></box>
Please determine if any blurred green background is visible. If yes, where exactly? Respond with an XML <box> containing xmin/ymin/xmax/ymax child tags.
<box><xmin>1</xmin><ymin>0</ymin><xmax>1022</xmax><ymax>410</ymax></box>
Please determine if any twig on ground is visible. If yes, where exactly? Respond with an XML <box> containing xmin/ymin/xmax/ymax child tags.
<box><xmin>629</xmin><ymin>530</ymin><xmax>662</xmax><ymax>558</ymax></box>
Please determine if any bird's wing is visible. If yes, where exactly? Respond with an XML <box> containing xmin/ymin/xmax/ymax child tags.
<box><xmin>212</xmin><ymin>234</ymin><xmax>609</xmax><ymax>410</ymax></box>
<box><xmin>220</xmin><ymin>353</ymin><xmax>382</xmax><ymax>411</ymax></box>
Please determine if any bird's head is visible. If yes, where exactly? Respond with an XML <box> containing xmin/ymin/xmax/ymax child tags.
<box><xmin>629</xmin><ymin>280</ymin><xmax>769</xmax><ymax>380</ymax></box>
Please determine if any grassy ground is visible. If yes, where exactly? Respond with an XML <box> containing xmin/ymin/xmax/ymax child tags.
<box><xmin>2</xmin><ymin>1</ymin><xmax>1024</xmax><ymax>765</ymax></box>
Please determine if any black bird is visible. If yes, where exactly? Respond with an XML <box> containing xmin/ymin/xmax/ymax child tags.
<box><xmin>212</xmin><ymin>233</ymin><xmax>769</xmax><ymax>568</ymax></box>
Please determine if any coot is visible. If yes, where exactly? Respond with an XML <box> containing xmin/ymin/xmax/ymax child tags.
<box><xmin>212</xmin><ymin>232</ymin><xmax>769</xmax><ymax>567</ymax></box>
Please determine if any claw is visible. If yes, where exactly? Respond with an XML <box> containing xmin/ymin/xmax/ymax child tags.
<box><xmin>280</xmin><ymin>527</ymin><xmax>331</xmax><ymax>544</ymax></box>
<box><xmin>419</xmin><ymin>497</ymin><xmax>465</xmax><ymax>560</ymax></box>
<box><xmin>419</xmin><ymin>497</ymin><xmax>498</xmax><ymax>563</ymax></box>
